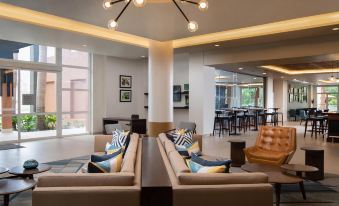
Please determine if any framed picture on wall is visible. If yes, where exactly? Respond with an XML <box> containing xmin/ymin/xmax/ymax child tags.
<box><xmin>289</xmin><ymin>94</ymin><xmax>293</xmax><ymax>103</ymax></box>
<box><xmin>120</xmin><ymin>75</ymin><xmax>132</xmax><ymax>88</ymax></box>
<box><xmin>120</xmin><ymin>90</ymin><xmax>132</xmax><ymax>102</ymax></box>
<box><xmin>173</xmin><ymin>85</ymin><xmax>181</xmax><ymax>102</ymax></box>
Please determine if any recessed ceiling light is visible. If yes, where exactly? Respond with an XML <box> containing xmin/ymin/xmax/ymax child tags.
<box><xmin>238</xmin><ymin>67</ymin><xmax>243</xmax><ymax>70</ymax></box>
<box><xmin>253</xmin><ymin>77</ymin><xmax>257</xmax><ymax>80</ymax></box>
<box><xmin>293</xmin><ymin>79</ymin><xmax>297</xmax><ymax>81</ymax></box>
<box><xmin>214</xmin><ymin>44</ymin><xmax>220</xmax><ymax>47</ymax></box>
<box><xmin>82</xmin><ymin>44</ymin><xmax>87</xmax><ymax>47</ymax></box>
<box><xmin>70</xmin><ymin>50</ymin><xmax>76</xmax><ymax>53</ymax></box>
<box><xmin>262</xmin><ymin>72</ymin><xmax>267</xmax><ymax>75</ymax></box>
<box><xmin>140</xmin><ymin>56</ymin><xmax>146</xmax><ymax>58</ymax></box>
<box><xmin>332</xmin><ymin>27</ymin><xmax>339</xmax><ymax>31</ymax></box>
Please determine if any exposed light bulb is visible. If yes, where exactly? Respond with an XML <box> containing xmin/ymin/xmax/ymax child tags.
<box><xmin>108</xmin><ymin>19</ymin><xmax>118</xmax><ymax>30</ymax></box>
<box><xmin>125</xmin><ymin>0</ymin><xmax>130</xmax><ymax>3</ymax></box>
<box><xmin>187</xmin><ymin>21</ymin><xmax>198</xmax><ymax>32</ymax></box>
<box><xmin>103</xmin><ymin>0</ymin><xmax>112</xmax><ymax>9</ymax></box>
<box><xmin>198</xmin><ymin>0</ymin><xmax>208</xmax><ymax>11</ymax></box>
<box><xmin>133</xmin><ymin>0</ymin><xmax>146</xmax><ymax>7</ymax></box>
<box><xmin>329</xmin><ymin>75</ymin><xmax>335</xmax><ymax>81</ymax></box>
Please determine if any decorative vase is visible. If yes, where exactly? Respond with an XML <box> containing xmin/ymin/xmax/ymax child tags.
<box><xmin>23</xmin><ymin>159</ymin><xmax>39</xmax><ymax>169</ymax></box>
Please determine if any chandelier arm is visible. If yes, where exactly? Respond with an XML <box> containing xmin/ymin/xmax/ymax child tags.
<box><xmin>172</xmin><ymin>0</ymin><xmax>190</xmax><ymax>22</ymax></box>
<box><xmin>180</xmin><ymin>0</ymin><xmax>199</xmax><ymax>5</ymax></box>
<box><xmin>115</xmin><ymin>0</ymin><xmax>132</xmax><ymax>21</ymax></box>
<box><xmin>110</xmin><ymin>0</ymin><xmax>125</xmax><ymax>6</ymax></box>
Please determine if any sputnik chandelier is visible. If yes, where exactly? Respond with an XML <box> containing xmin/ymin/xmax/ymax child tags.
<box><xmin>102</xmin><ymin>0</ymin><xmax>209</xmax><ymax>32</ymax></box>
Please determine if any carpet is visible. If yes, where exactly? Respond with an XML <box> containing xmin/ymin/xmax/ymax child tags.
<box><xmin>0</xmin><ymin>144</ymin><xmax>24</xmax><ymax>151</ymax></box>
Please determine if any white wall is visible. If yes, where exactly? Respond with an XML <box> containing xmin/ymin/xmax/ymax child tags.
<box><xmin>92</xmin><ymin>54</ymin><xmax>147</xmax><ymax>133</ymax></box>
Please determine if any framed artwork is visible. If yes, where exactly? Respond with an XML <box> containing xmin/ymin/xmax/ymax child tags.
<box><xmin>120</xmin><ymin>75</ymin><xmax>132</xmax><ymax>88</ymax></box>
<box><xmin>120</xmin><ymin>90</ymin><xmax>132</xmax><ymax>102</ymax></box>
<box><xmin>173</xmin><ymin>85</ymin><xmax>181</xmax><ymax>102</ymax></box>
<box><xmin>184</xmin><ymin>84</ymin><xmax>189</xmax><ymax>91</ymax></box>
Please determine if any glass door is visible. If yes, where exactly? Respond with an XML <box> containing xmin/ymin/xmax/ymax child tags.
<box><xmin>0</xmin><ymin>68</ymin><xmax>18</xmax><ymax>142</ymax></box>
<box><xmin>0</xmin><ymin>67</ymin><xmax>57</xmax><ymax>142</ymax></box>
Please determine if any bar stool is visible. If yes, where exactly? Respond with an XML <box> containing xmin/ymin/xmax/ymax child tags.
<box><xmin>304</xmin><ymin>116</ymin><xmax>325</xmax><ymax>139</ymax></box>
<box><xmin>213</xmin><ymin>111</ymin><xmax>224</xmax><ymax>137</ymax></box>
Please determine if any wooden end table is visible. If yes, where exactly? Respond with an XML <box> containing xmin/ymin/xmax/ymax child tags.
<box><xmin>227</xmin><ymin>139</ymin><xmax>246</xmax><ymax>167</ymax></box>
<box><xmin>242</xmin><ymin>163</ymin><xmax>305</xmax><ymax>206</ymax></box>
<box><xmin>300</xmin><ymin>146</ymin><xmax>324</xmax><ymax>180</ymax></box>
<box><xmin>0</xmin><ymin>167</ymin><xmax>8</xmax><ymax>175</ymax></box>
<box><xmin>0</xmin><ymin>179</ymin><xmax>36</xmax><ymax>206</ymax></box>
<box><xmin>9</xmin><ymin>164</ymin><xmax>51</xmax><ymax>180</ymax></box>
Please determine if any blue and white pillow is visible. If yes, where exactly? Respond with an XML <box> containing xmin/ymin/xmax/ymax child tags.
<box><xmin>111</xmin><ymin>129</ymin><xmax>130</xmax><ymax>148</ymax></box>
<box><xmin>88</xmin><ymin>152</ymin><xmax>123</xmax><ymax>173</ymax></box>
<box><xmin>167</xmin><ymin>129</ymin><xmax>193</xmax><ymax>147</ymax></box>
<box><xmin>186</xmin><ymin>159</ymin><xmax>226</xmax><ymax>173</ymax></box>
<box><xmin>175</xmin><ymin>141</ymin><xmax>200</xmax><ymax>157</ymax></box>
<box><xmin>191</xmin><ymin>153</ymin><xmax>232</xmax><ymax>167</ymax></box>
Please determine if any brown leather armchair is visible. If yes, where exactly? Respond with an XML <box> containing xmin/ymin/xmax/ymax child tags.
<box><xmin>244</xmin><ymin>126</ymin><xmax>297</xmax><ymax>165</ymax></box>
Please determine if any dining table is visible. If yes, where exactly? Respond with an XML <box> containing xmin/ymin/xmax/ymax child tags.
<box><xmin>225</xmin><ymin>108</ymin><xmax>247</xmax><ymax>135</ymax></box>
<box><xmin>249</xmin><ymin>108</ymin><xmax>266</xmax><ymax>131</ymax></box>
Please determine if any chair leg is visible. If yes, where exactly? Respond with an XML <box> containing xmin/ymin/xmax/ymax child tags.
<box><xmin>304</xmin><ymin>120</ymin><xmax>308</xmax><ymax>138</ymax></box>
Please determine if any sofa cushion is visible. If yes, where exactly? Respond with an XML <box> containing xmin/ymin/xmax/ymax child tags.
<box><xmin>245</xmin><ymin>147</ymin><xmax>287</xmax><ymax>161</ymax></box>
<box><xmin>37</xmin><ymin>173</ymin><xmax>135</xmax><ymax>187</ymax></box>
<box><xmin>121</xmin><ymin>133</ymin><xmax>139</xmax><ymax>173</ymax></box>
<box><xmin>88</xmin><ymin>153</ymin><xmax>123</xmax><ymax>173</ymax></box>
<box><xmin>178</xmin><ymin>172</ymin><xmax>269</xmax><ymax>185</ymax></box>
<box><xmin>186</xmin><ymin>159</ymin><xmax>226</xmax><ymax>173</ymax></box>
<box><xmin>168</xmin><ymin>150</ymin><xmax>190</xmax><ymax>174</ymax></box>
<box><xmin>164</xmin><ymin>139</ymin><xmax>176</xmax><ymax>155</ymax></box>
<box><xmin>159</xmin><ymin>133</ymin><xmax>168</xmax><ymax>146</ymax></box>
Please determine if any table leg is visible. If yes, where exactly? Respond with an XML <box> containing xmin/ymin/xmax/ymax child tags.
<box><xmin>299</xmin><ymin>181</ymin><xmax>306</xmax><ymax>200</ymax></box>
<box><xmin>4</xmin><ymin>194</ymin><xmax>9</xmax><ymax>206</ymax></box>
<box><xmin>275</xmin><ymin>183</ymin><xmax>281</xmax><ymax>206</ymax></box>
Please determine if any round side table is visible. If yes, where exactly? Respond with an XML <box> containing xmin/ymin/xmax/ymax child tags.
<box><xmin>0</xmin><ymin>179</ymin><xmax>36</xmax><ymax>206</ymax></box>
<box><xmin>9</xmin><ymin>164</ymin><xmax>51</xmax><ymax>180</ymax></box>
<box><xmin>228</xmin><ymin>139</ymin><xmax>246</xmax><ymax>167</ymax></box>
<box><xmin>300</xmin><ymin>146</ymin><xmax>324</xmax><ymax>180</ymax></box>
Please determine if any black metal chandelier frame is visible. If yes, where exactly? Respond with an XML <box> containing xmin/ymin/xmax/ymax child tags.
<box><xmin>104</xmin><ymin>0</ymin><xmax>205</xmax><ymax>31</ymax></box>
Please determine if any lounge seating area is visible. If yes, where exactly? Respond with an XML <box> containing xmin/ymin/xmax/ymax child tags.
<box><xmin>1</xmin><ymin>1</ymin><xmax>339</xmax><ymax>206</ymax></box>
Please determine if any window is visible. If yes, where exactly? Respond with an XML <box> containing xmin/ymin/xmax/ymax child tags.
<box><xmin>61</xmin><ymin>49</ymin><xmax>90</xmax><ymax>135</ymax></box>
<box><xmin>316</xmin><ymin>86</ymin><xmax>338</xmax><ymax>112</ymax></box>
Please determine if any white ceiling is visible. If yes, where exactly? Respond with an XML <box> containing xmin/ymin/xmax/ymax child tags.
<box><xmin>1</xmin><ymin>0</ymin><xmax>339</xmax><ymax>41</ymax></box>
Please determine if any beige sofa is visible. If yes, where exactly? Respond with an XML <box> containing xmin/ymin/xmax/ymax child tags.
<box><xmin>158</xmin><ymin>133</ymin><xmax>273</xmax><ymax>206</ymax></box>
<box><xmin>33</xmin><ymin>134</ymin><xmax>141</xmax><ymax>206</ymax></box>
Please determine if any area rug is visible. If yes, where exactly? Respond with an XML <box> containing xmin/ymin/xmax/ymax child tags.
<box><xmin>0</xmin><ymin>144</ymin><xmax>24</xmax><ymax>151</ymax></box>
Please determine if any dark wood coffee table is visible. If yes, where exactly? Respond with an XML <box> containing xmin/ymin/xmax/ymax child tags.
<box><xmin>281</xmin><ymin>164</ymin><xmax>319</xmax><ymax>178</ymax></box>
<box><xmin>241</xmin><ymin>163</ymin><xmax>305</xmax><ymax>206</ymax></box>
<box><xmin>0</xmin><ymin>179</ymin><xmax>36</xmax><ymax>206</ymax></box>
<box><xmin>0</xmin><ymin>167</ymin><xmax>8</xmax><ymax>174</ymax></box>
<box><xmin>9</xmin><ymin>164</ymin><xmax>51</xmax><ymax>179</ymax></box>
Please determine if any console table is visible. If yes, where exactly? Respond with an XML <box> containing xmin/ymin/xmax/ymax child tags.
<box><xmin>141</xmin><ymin>137</ymin><xmax>172</xmax><ymax>206</ymax></box>
<box><xmin>103</xmin><ymin>117</ymin><xmax>147</xmax><ymax>134</ymax></box>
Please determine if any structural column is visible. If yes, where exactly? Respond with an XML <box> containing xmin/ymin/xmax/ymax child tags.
<box><xmin>148</xmin><ymin>41</ymin><xmax>174</xmax><ymax>136</ymax></box>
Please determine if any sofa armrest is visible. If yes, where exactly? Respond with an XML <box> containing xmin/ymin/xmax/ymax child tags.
<box><xmin>94</xmin><ymin>135</ymin><xmax>113</xmax><ymax>152</ymax></box>
<box><xmin>178</xmin><ymin>172</ymin><xmax>268</xmax><ymax>185</ymax></box>
<box><xmin>37</xmin><ymin>173</ymin><xmax>135</xmax><ymax>187</ymax></box>
<box><xmin>173</xmin><ymin>184</ymin><xmax>273</xmax><ymax>206</ymax></box>
<box><xmin>33</xmin><ymin>186</ymin><xmax>140</xmax><ymax>206</ymax></box>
